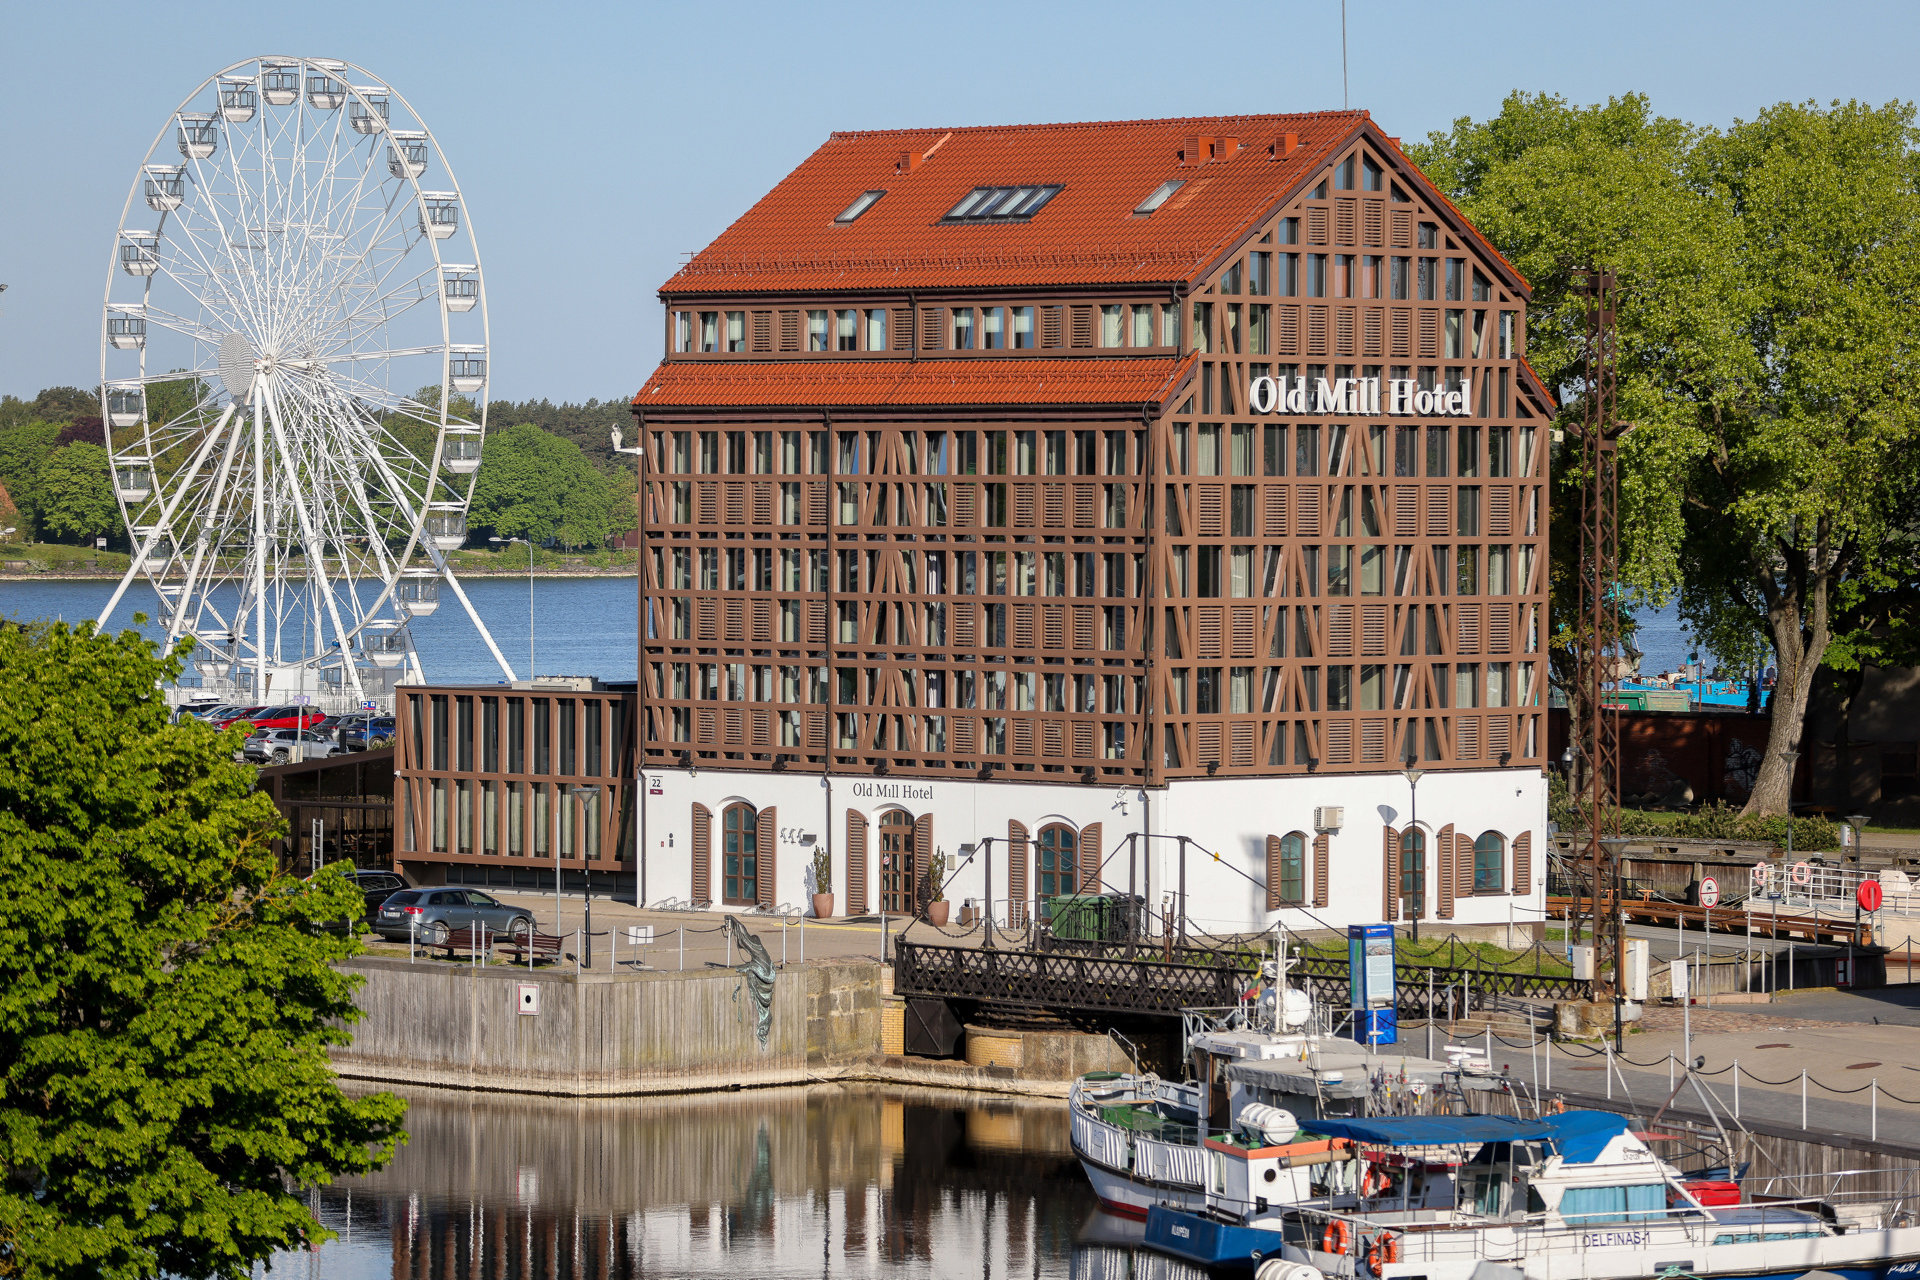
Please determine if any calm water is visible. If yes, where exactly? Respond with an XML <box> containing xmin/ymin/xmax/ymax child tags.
<box><xmin>254</xmin><ymin>1084</ymin><xmax>1176</xmax><ymax>1280</ymax></box>
<box><xmin>0</xmin><ymin>575</ymin><xmax>637</xmax><ymax>685</ymax></box>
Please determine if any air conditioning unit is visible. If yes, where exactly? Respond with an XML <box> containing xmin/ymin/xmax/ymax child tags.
<box><xmin>1313</xmin><ymin>806</ymin><xmax>1344</xmax><ymax>832</ymax></box>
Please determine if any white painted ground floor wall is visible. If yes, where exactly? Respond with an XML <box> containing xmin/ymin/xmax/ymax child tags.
<box><xmin>635</xmin><ymin>767</ymin><xmax>1548</xmax><ymax>936</ymax></box>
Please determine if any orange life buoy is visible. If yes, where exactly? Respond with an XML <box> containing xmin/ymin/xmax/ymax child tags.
<box><xmin>1366</xmin><ymin>1231</ymin><xmax>1401</xmax><ymax>1273</ymax></box>
<box><xmin>1323</xmin><ymin>1220</ymin><xmax>1351</xmax><ymax>1255</ymax></box>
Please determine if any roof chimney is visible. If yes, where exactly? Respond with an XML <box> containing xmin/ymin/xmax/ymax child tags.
<box><xmin>896</xmin><ymin>149</ymin><xmax>922</xmax><ymax>174</ymax></box>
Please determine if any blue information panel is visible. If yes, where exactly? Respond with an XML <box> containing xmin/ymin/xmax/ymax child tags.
<box><xmin>1347</xmin><ymin>923</ymin><xmax>1397</xmax><ymax>1046</ymax></box>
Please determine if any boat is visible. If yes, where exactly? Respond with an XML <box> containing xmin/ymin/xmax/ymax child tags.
<box><xmin>1141</xmin><ymin>1109</ymin><xmax>1920</xmax><ymax>1279</ymax></box>
<box><xmin>1070</xmin><ymin>962</ymin><xmax>1509</xmax><ymax>1220</ymax></box>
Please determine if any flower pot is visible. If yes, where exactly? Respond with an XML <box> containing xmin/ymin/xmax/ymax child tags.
<box><xmin>811</xmin><ymin>892</ymin><xmax>834</xmax><ymax>920</ymax></box>
<box><xmin>926</xmin><ymin>900</ymin><xmax>950</xmax><ymax>928</ymax></box>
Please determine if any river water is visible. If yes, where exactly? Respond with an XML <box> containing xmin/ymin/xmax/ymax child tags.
<box><xmin>2</xmin><ymin>575</ymin><xmax>1693</xmax><ymax>688</ymax></box>
<box><xmin>0</xmin><ymin>576</ymin><xmax>638</xmax><ymax>685</ymax></box>
<box><xmin>257</xmin><ymin>1083</ymin><xmax>1169</xmax><ymax>1280</ymax></box>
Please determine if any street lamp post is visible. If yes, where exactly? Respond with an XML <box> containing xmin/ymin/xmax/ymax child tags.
<box><xmin>568</xmin><ymin>784</ymin><xmax>602</xmax><ymax>960</ymax></box>
<box><xmin>489</xmin><ymin>535</ymin><xmax>534</xmax><ymax>681</ymax></box>
<box><xmin>1402</xmin><ymin>759</ymin><xmax>1425</xmax><ymax>942</ymax></box>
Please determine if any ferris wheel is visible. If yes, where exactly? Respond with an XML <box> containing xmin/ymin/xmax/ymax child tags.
<box><xmin>96</xmin><ymin>55</ymin><xmax>516</xmax><ymax>708</ymax></box>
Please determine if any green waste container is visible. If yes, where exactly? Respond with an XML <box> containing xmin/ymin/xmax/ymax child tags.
<box><xmin>1043</xmin><ymin>893</ymin><xmax>1140</xmax><ymax>943</ymax></box>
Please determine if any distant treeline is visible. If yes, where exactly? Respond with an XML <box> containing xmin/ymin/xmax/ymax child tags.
<box><xmin>0</xmin><ymin>386</ymin><xmax>638</xmax><ymax>551</ymax></box>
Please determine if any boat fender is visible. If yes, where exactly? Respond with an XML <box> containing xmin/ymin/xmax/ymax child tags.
<box><xmin>1323</xmin><ymin>1220</ymin><xmax>1351</xmax><ymax>1255</ymax></box>
<box><xmin>1257</xmin><ymin>1262</ymin><xmax>1326</xmax><ymax>1280</ymax></box>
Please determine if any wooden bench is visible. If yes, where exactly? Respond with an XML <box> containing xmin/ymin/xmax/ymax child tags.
<box><xmin>500</xmin><ymin>931</ymin><xmax>564</xmax><ymax>965</ymax></box>
<box><xmin>426</xmin><ymin>925</ymin><xmax>492</xmax><ymax>960</ymax></box>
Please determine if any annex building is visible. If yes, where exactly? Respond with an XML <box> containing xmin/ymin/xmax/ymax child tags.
<box><xmin>398</xmin><ymin>111</ymin><xmax>1556</xmax><ymax>936</ymax></box>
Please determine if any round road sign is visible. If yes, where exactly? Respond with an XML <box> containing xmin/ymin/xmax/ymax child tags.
<box><xmin>1858</xmin><ymin>879</ymin><xmax>1884</xmax><ymax>913</ymax></box>
<box><xmin>1699</xmin><ymin>877</ymin><xmax>1720</xmax><ymax>908</ymax></box>
<box><xmin>1791</xmin><ymin>860</ymin><xmax>1813</xmax><ymax>886</ymax></box>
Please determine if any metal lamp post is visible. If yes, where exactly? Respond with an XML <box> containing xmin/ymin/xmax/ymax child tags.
<box><xmin>1402</xmin><ymin>760</ymin><xmax>1425</xmax><ymax>941</ymax></box>
<box><xmin>489</xmin><ymin>535</ymin><xmax>535</xmax><ymax>681</ymax></box>
<box><xmin>569</xmin><ymin>784</ymin><xmax>601</xmax><ymax>960</ymax></box>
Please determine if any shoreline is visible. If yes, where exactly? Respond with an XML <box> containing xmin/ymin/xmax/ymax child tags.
<box><xmin>1</xmin><ymin>568</ymin><xmax>637</xmax><ymax>583</ymax></box>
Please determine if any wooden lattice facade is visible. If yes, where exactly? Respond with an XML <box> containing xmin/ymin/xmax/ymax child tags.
<box><xmin>632</xmin><ymin>113</ymin><xmax>1551</xmax><ymax>791</ymax></box>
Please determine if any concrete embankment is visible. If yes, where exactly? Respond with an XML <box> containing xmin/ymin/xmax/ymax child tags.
<box><xmin>330</xmin><ymin>955</ymin><xmax>1132</xmax><ymax>1098</ymax></box>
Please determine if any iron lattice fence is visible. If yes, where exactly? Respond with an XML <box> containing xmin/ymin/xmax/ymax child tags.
<box><xmin>1286</xmin><ymin>955</ymin><xmax>1593</xmax><ymax>1008</ymax></box>
<box><xmin>892</xmin><ymin>941</ymin><xmax>1242</xmax><ymax>1016</ymax></box>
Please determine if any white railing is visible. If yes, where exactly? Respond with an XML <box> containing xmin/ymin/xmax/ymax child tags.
<box><xmin>1134</xmin><ymin>1135</ymin><xmax>1206</xmax><ymax>1187</ymax></box>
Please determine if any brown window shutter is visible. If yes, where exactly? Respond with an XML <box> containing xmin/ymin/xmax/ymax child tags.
<box><xmin>1069</xmin><ymin>305</ymin><xmax>1093</xmax><ymax>348</ymax></box>
<box><xmin>845</xmin><ymin>809</ymin><xmax>868</xmax><ymax>915</ymax></box>
<box><xmin>750</xmin><ymin>310</ymin><xmax>772</xmax><ymax>352</ymax></box>
<box><xmin>1042</xmin><ymin>305</ymin><xmax>1063</xmax><ymax>348</ymax></box>
<box><xmin>1307</xmin><ymin>205</ymin><xmax>1329</xmax><ymax>245</ymax></box>
<box><xmin>755</xmin><ymin>806</ymin><xmax>778</xmax><ymax>907</ymax></box>
<box><xmin>1080</xmin><ymin>822</ymin><xmax>1103</xmax><ymax>893</ymax></box>
<box><xmin>1336</xmin><ymin>197</ymin><xmax>1356</xmax><ymax>244</ymax></box>
<box><xmin>1512</xmin><ymin>831</ymin><xmax>1531</xmax><ymax>897</ymax></box>
<box><xmin>913</xmin><ymin>812</ymin><xmax>935</xmax><ymax>909</ymax></box>
<box><xmin>1437</xmin><ymin>822</ymin><xmax>1456</xmax><ymax>918</ymax></box>
<box><xmin>1457</xmin><ymin>829</ymin><xmax>1476</xmax><ymax>900</ymax></box>
<box><xmin>920</xmin><ymin>307</ymin><xmax>945</xmax><ymax>350</ymax></box>
<box><xmin>1007</xmin><ymin>819</ymin><xmax>1031</xmax><ymax>926</ymax></box>
<box><xmin>1313</xmin><ymin>833</ymin><xmax>1329</xmax><ymax>908</ymax></box>
<box><xmin>691</xmin><ymin>802</ymin><xmax>712</xmax><ymax>904</ymax></box>
<box><xmin>1266</xmin><ymin>834</ymin><xmax>1283</xmax><ymax>911</ymax></box>
<box><xmin>891</xmin><ymin>308</ymin><xmax>913</xmax><ymax>351</ymax></box>
<box><xmin>1382</xmin><ymin>827</ymin><xmax>1399</xmax><ymax>921</ymax></box>
<box><xmin>778</xmin><ymin>310</ymin><xmax>800</xmax><ymax>352</ymax></box>
<box><xmin>1363</xmin><ymin>199</ymin><xmax>1384</xmax><ymax>247</ymax></box>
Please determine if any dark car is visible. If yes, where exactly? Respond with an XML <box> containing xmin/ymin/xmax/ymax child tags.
<box><xmin>339</xmin><ymin>716</ymin><xmax>396</xmax><ymax>751</ymax></box>
<box><xmin>341</xmin><ymin>869</ymin><xmax>409</xmax><ymax>919</ymax></box>
<box><xmin>371</xmin><ymin>888</ymin><xmax>536</xmax><ymax>944</ymax></box>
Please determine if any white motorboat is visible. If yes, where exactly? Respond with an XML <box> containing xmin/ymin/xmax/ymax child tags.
<box><xmin>1141</xmin><ymin>1109</ymin><xmax>1920</xmax><ymax>1279</ymax></box>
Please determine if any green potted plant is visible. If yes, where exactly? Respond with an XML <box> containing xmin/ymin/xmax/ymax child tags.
<box><xmin>811</xmin><ymin>844</ymin><xmax>833</xmax><ymax>919</ymax></box>
<box><xmin>924</xmin><ymin>848</ymin><xmax>950</xmax><ymax>927</ymax></box>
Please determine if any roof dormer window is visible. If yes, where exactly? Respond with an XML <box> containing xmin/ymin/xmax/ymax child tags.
<box><xmin>836</xmin><ymin>189</ymin><xmax>887</xmax><ymax>223</ymax></box>
<box><xmin>1134</xmin><ymin>179</ymin><xmax>1185</xmax><ymax>215</ymax></box>
<box><xmin>943</xmin><ymin>184</ymin><xmax>1063</xmax><ymax>223</ymax></box>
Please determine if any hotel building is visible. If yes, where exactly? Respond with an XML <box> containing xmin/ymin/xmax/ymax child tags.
<box><xmin>400</xmin><ymin>111</ymin><xmax>1555</xmax><ymax>936</ymax></box>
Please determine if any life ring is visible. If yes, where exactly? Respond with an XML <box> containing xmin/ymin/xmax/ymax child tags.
<box><xmin>1362</xmin><ymin>1166</ymin><xmax>1389</xmax><ymax>1198</ymax></box>
<box><xmin>1323</xmin><ymin>1220</ymin><xmax>1351</xmax><ymax>1255</ymax></box>
<box><xmin>1367</xmin><ymin>1232</ymin><xmax>1400</xmax><ymax>1272</ymax></box>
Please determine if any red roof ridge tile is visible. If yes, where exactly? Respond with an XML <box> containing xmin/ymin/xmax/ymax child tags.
<box><xmin>632</xmin><ymin>355</ymin><xmax>1196</xmax><ymax>410</ymax></box>
<box><xmin>824</xmin><ymin>109</ymin><xmax>1371</xmax><ymax>143</ymax></box>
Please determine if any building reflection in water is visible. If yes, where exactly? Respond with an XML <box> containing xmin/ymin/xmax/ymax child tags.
<box><xmin>266</xmin><ymin>1082</ymin><xmax>1178</xmax><ymax>1279</ymax></box>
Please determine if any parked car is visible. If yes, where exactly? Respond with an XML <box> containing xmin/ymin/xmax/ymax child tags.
<box><xmin>231</xmin><ymin>704</ymin><xmax>327</xmax><ymax>733</ymax></box>
<box><xmin>243</xmin><ymin>728</ymin><xmax>341</xmax><ymax>765</ymax></box>
<box><xmin>338</xmin><ymin>716</ymin><xmax>396</xmax><ymax>751</ymax></box>
<box><xmin>340</xmin><ymin>869</ymin><xmax>410</xmax><ymax>919</ymax></box>
<box><xmin>173</xmin><ymin>700</ymin><xmax>225</xmax><ymax>723</ymax></box>
<box><xmin>210</xmin><ymin>705</ymin><xmax>269</xmax><ymax>730</ymax></box>
<box><xmin>371</xmin><ymin>888</ymin><xmax>536</xmax><ymax>944</ymax></box>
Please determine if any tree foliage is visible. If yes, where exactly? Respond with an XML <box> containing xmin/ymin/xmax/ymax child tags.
<box><xmin>1414</xmin><ymin>94</ymin><xmax>1920</xmax><ymax>814</ymax></box>
<box><xmin>467</xmin><ymin>421</ymin><xmax>627</xmax><ymax>549</ymax></box>
<box><xmin>0</xmin><ymin>622</ymin><xmax>404</xmax><ymax>1278</ymax></box>
<box><xmin>33</xmin><ymin>443</ymin><xmax>118</xmax><ymax>545</ymax></box>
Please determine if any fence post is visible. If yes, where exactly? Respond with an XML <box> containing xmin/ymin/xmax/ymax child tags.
<box><xmin>727</xmin><ymin>928</ymin><xmax>734</xmax><ymax>969</ymax></box>
<box><xmin>800</xmin><ymin>915</ymin><xmax>806</xmax><ymax>964</ymax></box>
<box><xmin>1669</xmin><ymin>1051</ymin><xmax>1675</xmax><ymax>1092</ymax></box>
<box><xmin>1874</xmin><ymin>1079</ymin><xmax>1879</xmax><ymax>1141</ymax></box>
<box><xmin>1802</xmin><ymin>1068</ymin><xmax>1808</xmax><ymax>1128</ymax></box>
<box><xmin>782</xmin><ymin>921</ymin><xmax>788</xmax><ymax>968</ymax></box>
<box><xmin>573</xmin><ymin>930</ymin><xmax>580</xmax><ymax>976</ymax></box>
<box><xmin>1606</xmin><ymin>1043</ymin><xmax>1613</xmax><ymax>1101</ymax></box>
<box><xmin>1734</xmin><ymin>1058</ymin><xmax>1740</xmax><ymax>1119</ymax></box>
<box><xmin>678</xmin><ymin>927</ymin><xmax>684</xmax><ymax>972</ymax></box>
<box><xmin>1486</xmin><ymin>1026</ymin><xmax>1493</xmax><ymax>1069</ymax></box>
<box><xmin>1546</xmin><ymin>1029</ymin><xmax>1552</xmax><ymax>1090</ymax></box>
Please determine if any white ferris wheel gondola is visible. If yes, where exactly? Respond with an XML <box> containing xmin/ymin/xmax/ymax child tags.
<box><xmin>97</xmin><ymin>55</ymin><xmax>517</xmax><ymax>713</ymax></box>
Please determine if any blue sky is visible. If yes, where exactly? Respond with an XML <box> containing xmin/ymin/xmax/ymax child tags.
<box><xmin>2</xmin><ymin>0</ymin><xmax>1915</xmax><ymax>403</ymax></box>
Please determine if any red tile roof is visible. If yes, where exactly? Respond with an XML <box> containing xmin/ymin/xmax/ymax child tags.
<box><xmin>633</xmin><ymin>356</ymin><xmax>1196</xmax><ymax>410</ymax></box>
<box><xmin>662</xmin><ymin>113</ymin><xmax>1373</xmax><ymax>295</ymax></box>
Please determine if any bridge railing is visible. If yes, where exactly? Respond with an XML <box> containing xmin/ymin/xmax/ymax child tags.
<box><xmin>892</xmin><ymin>940</ymin><xmax>1242</xmax><ymax>1015</ymax></box>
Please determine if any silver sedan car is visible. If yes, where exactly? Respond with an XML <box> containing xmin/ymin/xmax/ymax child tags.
<box><xmin>371</xmin><ymin>888</ymin><xmax>536</xmax><ymax>944</ymax></box>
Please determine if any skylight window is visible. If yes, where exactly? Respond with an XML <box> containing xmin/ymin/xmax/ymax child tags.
<box><xmin>942</xmin><ymin>184</ymin><xmax>1063</xmax><ymax>223</ymax></box>
<box><xmin>836</xmin><ymin>189</ymin><xmax>886</xmax><ymax>223</ymax></box>
<box><xmin>1134</xmin><ymin>178</ymin><xmax>1185</xmax><ymax>215</ymax></box>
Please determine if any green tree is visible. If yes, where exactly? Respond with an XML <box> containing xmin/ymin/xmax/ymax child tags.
<box><xmin>1414</xmin><ymin>95</ymin><xmax>1920</xmax><ymax>816</ymax></box>
<box><xmin>467</xmin><ymin>422</ymin><xmax>613</xmax><ymax>548</ymax></box>
<box><xmin>35</xmin><ymin>442</ymin><xmax>119</xmax><ymax>545</ymax></box>
<box><xmin>0</xmin><ymin>622</ymin><xmax>404</xmax><ymax>1278</ymax></box>
<box><xmin>0</xmin><ymin>420</ymin><xmax>62</xmax><ymax>538</ymax></box>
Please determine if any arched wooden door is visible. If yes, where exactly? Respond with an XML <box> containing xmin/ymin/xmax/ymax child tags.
<box><xmin>878</xmin><ymin>810</ymin><xmax>916</xmax><ymax>915</ymax></box>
